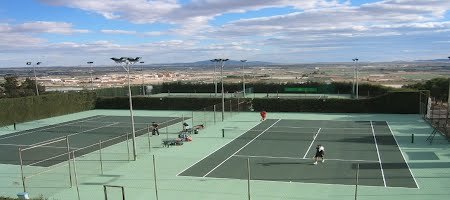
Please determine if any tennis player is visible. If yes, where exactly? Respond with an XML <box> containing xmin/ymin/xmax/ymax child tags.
<box><xmin>313</xmin><ymin>144</ymin><xmax>325</xmax><ymax>165</ymax></box>
<box><xmin>151</xmin><ymin>122</ymin><xmax>160</xmax><ymax>135</ymax></box>
<box><xmin>260</xmin><ymin>110</ymin><xmax>267</xmax><ymax>121</ymax></box>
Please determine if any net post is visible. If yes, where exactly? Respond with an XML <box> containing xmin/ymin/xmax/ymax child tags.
<box><xmin>166</xmin><ymin>126</ymin><xmax>169</xmax><ymax>140</ymax></box>
<box><xmin>18</xmin><ymin>148</ymin><xmax>26</xmax><ymax>192</ymax></box>
<box><xmin>247</xmin><ymin>158</ymin><xmax>251</xmax><ymax>200</ymax></box>
<box><xmin>222</xmin><ymin>129</ymin><xmax>225</xmax><ymax>138</ymax></box>
<box><xmin>237</xmin><ymin>98</ymin><xmax>240</xmax><ymax>113</ymax></box>
<box><xmin>191</xmin><ymin>111</ymin><xmax>194</xmax><ymax>129</ymax></box>
<box><xmin>411</xmin><ymin>134</ymin><xmax>414</xmax><ymax>143</ymax></box>
<box><xmin>203</xmin><ymin>108</ymin><xmax>207</xmax><ymax>126</ymax></box>
<box><xmin>355</xmin><ymin>163</ymin><xmax>360</xmax><ymax>200</ymax></box>
<box><xmin>72</xmin><ymin>151</ymin><xmax>81</xmax><ymax>200</ymax></box>
<box><xmin>99</xmin><ymin>140</ymin><xmax>104</xmax><ymax>175</ymax></box>
<box><xmin>229</xmin><ymin>100</ymin><xmax>232</xmax><ymax>116</ymax></box>
<box><xmin>152</xmin><ymin>155</ymin><xmax>159</xmax><ymax>200</ymax></box>
<box><xmin>213</xmin><ymin>105</ymin><xmax>217</xmax><ymax>124</ymax></box>
<box><xmin>66</xmin><ymin>136</ymin><xmax>73</xmax><ymax>187</ymax></box>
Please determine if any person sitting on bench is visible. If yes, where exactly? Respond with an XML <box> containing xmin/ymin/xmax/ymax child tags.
<box><xmin>182</xmin><ymin>122</ymin><xmax>191</xmax><ymax>132</ymax></box>
<box><xmin>192</xmin><ymin>124</ymin><xmax>205</xmax><ymax>134</ymax></box>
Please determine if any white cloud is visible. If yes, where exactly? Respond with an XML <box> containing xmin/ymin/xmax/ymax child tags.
<box><xmin>0</xmin><ymin>21</ymin><xmax>89</xmax><ymax>34</ymax></box>
<box><xmin>101</xmin><ymin>29</ymin><xmax>137</xmax><ymax>35</ymax></box>
<box><xmin>1</xmin><ymin>0</ymin><xmax>449</xmax><ymax>66</ymax></box>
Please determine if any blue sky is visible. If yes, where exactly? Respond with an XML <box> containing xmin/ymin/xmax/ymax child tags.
<box><xmin>0</xmin><ymin>0</ymin><xmax>450</xmax><ymax>67</ymax></box>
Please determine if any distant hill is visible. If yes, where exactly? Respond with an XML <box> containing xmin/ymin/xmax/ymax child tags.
<box><xmin>193</xmin><ymin>60</ymin><xmax>273</xmax><ymax>66</ymax></box>
<box><xmin>415</xmin><ymin>58</ymin><xmax>450</xmax><ymax>62</ymax></box>
<box><xmin>151</xmin><ymin>60</ymin><xmax>275</xmax><ymax>67</ymax></box>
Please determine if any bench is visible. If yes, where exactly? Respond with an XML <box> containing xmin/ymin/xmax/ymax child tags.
<box><xmin>162</xmin><ymin>138</ymin><xmax>183</xmax><ymax>147</ymax></box>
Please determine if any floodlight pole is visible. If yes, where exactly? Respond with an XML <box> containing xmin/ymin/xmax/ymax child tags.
<box><xmin>111</xmin><ymin>57</ymin><xmax>141</xmax><ymax>161</ymax></box>
<box><xmin>447</xmin><ymin>56</ymin><xmax>450</xmax><ymax>116</ymax></box>
<box><xmin>219</xmin><ymin>58</ymin><xmax>229</xmax><ymax>121</ymax></box>
<box><xmin>140</xmin><ymin>61</ymin><xmax>145</xmax><ymax>96</ymax></box>
<box><xmin>241</xmin><ymin>60</ymin><xmax>247</xmax><ymax>97</ymax></box>
<box><xmin>210</xmin><ymin>59</ymin><xmax>219</xmax><ymax>96</ymax></box>
<box><xmin>355</xmin><ymin>58</ymin><xmax>359</xmax><ymax>99</ymax></box>
<box><xmin>352</xmin><ymin>58</ymin><xmax>359</xmax><ymax>99</ymax></box>
<box><xmin>28</xmin><ymin>62</ymin><xmax>41</xmax><ymax>96</ymax></box>
<box><xmin>87</xmin><ymin>61</ymin><xmax>94</xmax><ymax>90</ymax></box>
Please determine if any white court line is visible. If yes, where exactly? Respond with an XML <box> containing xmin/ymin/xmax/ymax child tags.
<box><xmin>275</xmin><ymin>125</ymin><xmax>371</xmax><ymax>130</ymax></box>
<box><xmin>302</xmin><ymin>128</ymin><xmax>321</xmax><ymax>159</ymax></box>
<box><xmin>0</xmin><ymin>115</ymin><xmax>108</xmax><ymax>141</ymax></box>
<box><xmin>185</xmin><ymin>171</ymin><xmax>418</xmax><ymax>189</ymax></box>
<box><xmin>234</xmin><ymin>154</ymin><xmax>379</xmax><ymax>163</ymax></box>
<box><xmin>386</xmin><ymin>121</ymin><xmax>419</xmax><ymax>189</ymax></box>
<box><xmin>0</xmin><ymin>143</ymin><xmax>80</xmax><ymax>150</ymax></box>
<box><xmin>176</xmin><ymin>122</ymin><xmax>262</xmax><ymax>177</ymax></box>
<box><xmin>202</xmin><ymin>119</ymin><xmax>281</xmax><ymax>177</ymax></box>
<box><xmin>371</xmin><ymin>121</ymin><xmax>387</xmax><ymax>187</ymax></box>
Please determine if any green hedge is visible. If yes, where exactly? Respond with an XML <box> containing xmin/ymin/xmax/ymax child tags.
<box><xmin>252</xmin><ymin>91</ymin><xmax>419</xmax><ymax>114</ymax></box>
<box><xmin>96</xmin><ymin>96</ymin><xmax>223</xmax><ymax>110</ymax></box>
<box><xmin>96</xmin><ymin>91</ymin><xmax>420</xmax><ymax>114</ymax></box>
<box><xmin>160</xmin><ymin>82</ymin><xmax>391</xmax><ymax>96</ymax></box>
<box><xmin>0</xmin><ymin>92</ymin><xmax>96</xmax><ymax>126</ymax></box>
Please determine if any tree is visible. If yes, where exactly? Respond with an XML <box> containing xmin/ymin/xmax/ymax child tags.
<box><xmin>403</xmin><ymin>77</ymin><xmax>449</xmax><ymax>101</ymax></box>
<box><xmin>1</xmin><ymin>76</ymin><xmax>20</xmax><ymax>97</ymax></box>
<box><xmin>20</xmin><ymin>78</ymin><xmax>38</xmax><ymax>96</ymax></box>
<box><xmin>0</xmin><ymin>76</ymin><xmax>46</xmax><ymax>98</ymax></box>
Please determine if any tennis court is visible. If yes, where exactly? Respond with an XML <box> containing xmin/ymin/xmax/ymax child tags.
<box><xmin>0</xmin><ymin>115</ymin><xmax>184</xmax><ymax>167</ymax></box>
<box><xmin>179</xmin><ymin>119</ymin><xmax>417</xmax><ymax>188</ymax></box>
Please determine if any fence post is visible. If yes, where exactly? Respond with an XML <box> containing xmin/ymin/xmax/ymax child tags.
<box><xmin>99</xmin><ymin>140</ymin><xmax>104</xmax><ymax>174</ymax></box>
<box><xmin>18</xmin><ymin>148</ymin><xmax>26</xmax><ymax>192</ymax></box>
<box><xmin>126</xmin><ymin>133</ymin><xmax>130</xmax><ymax>162</ymax></box>
<box><xmin>153</xmin><ymin>155</ymin><xmax>159</xmax><ymax>200</ymax></box>
<box><xmin>72</xmin><ymin>151</ymin><xmax>81</xmax><ymax>200</ymax></box>
<box><xmin>66</xmin><ymin>136</ymin><xmax>73</xmax><ymax>187</ymax></box>
<box><xmin>355</xmin><ymin>163</ymin><xmax>360</xmax><ymax>200</ymax></box>
<box><xmin>247</xmin><ymin>158</ymin><xmax>251</xmax><ymax>200</ymax></box>
<box><xmin>147</xmin><ymin>131</ymin><xmax>152</xmax><ymax>152</ymax></box>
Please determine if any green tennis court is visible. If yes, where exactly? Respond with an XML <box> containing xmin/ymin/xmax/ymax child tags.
<box><xmin>179</xmin><ymin>119</ymin><xmax>417</xmax><ymax>188</ymax></box>
<box><xmin>0</xmin><ymin>115</ymin><xmax>185</xmax><ymax>166</ymax></box>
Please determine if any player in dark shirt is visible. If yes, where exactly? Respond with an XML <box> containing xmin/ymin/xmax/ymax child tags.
<box><xmin>314</xmin><ymin>144</ymin><xmax>325</xmax><ymax>165</ymax></box>
<box><xmin>151</xmin><ymin>122</ymin><xmax>160</xmax><ymax>135</ymax></box>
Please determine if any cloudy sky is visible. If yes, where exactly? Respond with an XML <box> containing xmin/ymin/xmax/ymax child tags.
<box><xmin>1</xmin><ymin>0</ymin><xmax>450</xmax><ymax>67</ymax></box>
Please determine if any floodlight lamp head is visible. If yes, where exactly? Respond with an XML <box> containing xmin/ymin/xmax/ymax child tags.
<box><xmin>87</xmin><ymin>61</ymin><xmax>94</xmax><ymax>64</ymax></box>
<box><xmin>222</xmin><ymin>58</ymin><xmax>229</xmax><ymax>61</ymax></box>
<box><xmin>36</xmin><ymin>62</ymin><xmax>42</xmax><ymax>65</ymax></box>
<box><xmin>139</xmin><ymin>61</ymin><xmax>145</xmax><ymax>64</ymax></box>
<box><xmin>126</xmin><ymin>57</ymin><xmax>141</xmax><ymax>63</ymax></box>
<box><xmin>26</xmin><ymin>62</ymin><xmax>31</xmax><ymax>65</ymax></box>
<box><xmin>111</xmin><ymin>57</ymin><xmax>125</xmax><ymax>63</ymax></box>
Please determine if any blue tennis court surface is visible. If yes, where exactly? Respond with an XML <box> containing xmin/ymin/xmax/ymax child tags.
<box><xmin>179</xmin><ymin>119</ymin><xmax>417</xmax><ymax>188</ymax></box>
